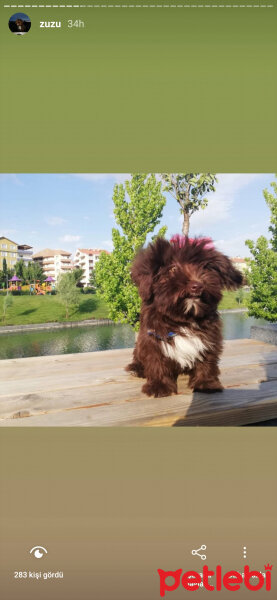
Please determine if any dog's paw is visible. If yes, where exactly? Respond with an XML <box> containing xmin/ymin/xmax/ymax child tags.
<box><xmin>125</xmin><ymin>362</ymin><xmax>145</xmax><ymax>378</ymax></box>
<box><xmin>142</xmin><ymin>381</ymin><xmax>177</xmax><ymax>398</ymax></box>
<box><xmin>193</xmin><ymin>380</ymin><xmax>224</xmax><ymax>393</ymax></box>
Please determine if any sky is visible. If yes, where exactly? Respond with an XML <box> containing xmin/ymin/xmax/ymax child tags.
<box><xmin>0</xmin><ymin>173</ymin><xmax>274</xmax><ymax>259</ymax></box>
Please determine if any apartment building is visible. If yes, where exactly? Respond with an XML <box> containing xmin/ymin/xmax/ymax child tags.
<box><xmin>74</xmin><ymin>248</ymin><xmax>109</xmax><ymax>287</ymax></box>
<box><xmin>17</xmin><ymin>244</ymin><xmax>33</xmax><ymax>266</ymax></box>
<box><xmin>231</xmin><ymin>257</ymin><xmax>249</xmax><ymax>273</ymax></box>
<box><xmin>32</xmin><ymin>248</ymin><xmax>73</xmax><ymax>280</ymax></box>
<box><xmin>0</xmin><ymin>236</ymin><xmax>33</xmax><ymax>270</ymax></box>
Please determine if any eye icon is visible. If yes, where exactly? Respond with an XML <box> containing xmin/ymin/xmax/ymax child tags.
<box><xmin>30</xmin><ymin>546</ymin><xmax>48</xmax><ymax>559</ymax></box>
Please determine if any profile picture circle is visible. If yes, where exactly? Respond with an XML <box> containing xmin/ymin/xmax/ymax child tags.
<box><xmin>9</xmin><ymin>13</ymin><xmax>31</xmax><ymax>35</ymax></box>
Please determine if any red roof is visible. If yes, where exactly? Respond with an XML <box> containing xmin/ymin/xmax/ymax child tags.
<box><xmin>77</xmin><ymin>248</ymin><xmax>110</xmax><ymax>256</ymax></box>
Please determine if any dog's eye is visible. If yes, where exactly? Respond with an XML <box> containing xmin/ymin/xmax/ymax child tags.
<box><xmin>169</xmin><ymin>265</ymin><xmax>177</xmax><ymax>274</ymax></box>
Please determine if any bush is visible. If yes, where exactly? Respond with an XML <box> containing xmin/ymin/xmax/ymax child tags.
<box><xmin>81</xmin><ymin>287</ymin><xmax>96</xmax><ymax>294</ymax></box>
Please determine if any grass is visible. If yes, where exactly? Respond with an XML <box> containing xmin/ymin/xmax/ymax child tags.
<box><xmin>219</xmin><ymin>290</ymin><xmax>249</xmax><ymax>310</ymax></box>
<box><xmin>0</xmin><ymin>293</ymin><xmax>109</xmax><ymax>326</ymax></box>
<box><xmin>0</xmin><ymin>289</ymin><xmax>248</xmax><ymax>327</ymax></box>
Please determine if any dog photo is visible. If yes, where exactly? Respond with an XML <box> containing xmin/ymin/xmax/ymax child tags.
<box><xmin>8</xmin><ymin>12</ymin><xmax>31</xmax><ymax>35</ymax></box>
<box><xmin>0</xmin><ymin>173</ymin><xmax>276</xmax><ymax>426</ymax></box>
<box><xmin>126</xmin><ymin>235</ymin><xmax>243</xmax><ymax>397</ymax></box>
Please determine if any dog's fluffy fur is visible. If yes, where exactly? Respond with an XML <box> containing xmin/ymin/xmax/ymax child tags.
<box><xmin>126</xmin><ymin>236</ymin><xmax>243</xmax><ymax>397</ymax></box>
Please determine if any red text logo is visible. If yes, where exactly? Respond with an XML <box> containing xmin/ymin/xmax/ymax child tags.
<box><xmin>157</xmin><ymin>564</ymin><xmax>272</xmax><ymax>596</ymax></box>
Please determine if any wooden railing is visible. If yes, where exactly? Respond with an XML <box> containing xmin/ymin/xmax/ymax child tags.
<box><xmin>0</xmin><ymin>339</ymin><xmax>276</xmax><ymax>427</ymax></box>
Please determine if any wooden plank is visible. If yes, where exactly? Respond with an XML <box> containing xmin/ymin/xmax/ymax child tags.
<box><xmin>1</xmin><ymin>343</ymin><xmax>276</xmax><ymax>392</ymax></box>
<box><xmin>0</xmin><ymin>362</ymin><xmax>277</xmax><ymax>422</ymax></box>
<box><xmin>0</xmin><ymin>381</ymin><xmax>276</xmax><ymax>427</ymax></box>
<box><xmin>1</xmin><ymin>339</ymin><xmax>276</xmax><ymax>383</ymax></box>
<box><xmin>0</xmin><ymin>339</ymin><xmax>276</xmax><ymax>426</ymax></box>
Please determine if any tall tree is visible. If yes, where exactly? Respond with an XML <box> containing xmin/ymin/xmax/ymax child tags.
<box><xmin>95</xmin><ymin>174</ymin><xmax>167</xmax><ymax>328</ymax></box>
<box><xmin>263</xmin><ymin>177</ymin><xmax>277</xmax><ymax>251</ymax></box>
<box><xmin>73</xmin><ymin>267</ymin><xmax>85</xmax><ymax>287</ymax></box>
<box><xmin>89</xmin><ymin>269</ymin><xmax>96</xmax><ymax>289</ymax></box>
<box><xmin>161</xmin><ymin>173</ymin><xmax>217</xmax><ymax>236</ymax></box>
<box><xmin>15</xmin><ymin>259</ymin><xmax>25</xmax><ymax>280</ymax></box>
<box><xmin>56</xmin><ymin>272</ymin><xmax>80</xmax><ymax>319</ymax></box>
<box><xmin>25</xmin><ymin>261</ymin><xmax>44</xmax><ymax>284</ymax></box>
<box><xmin>1</xmin><ymin>259</ymin><xmax>14</xmax><ymax>288</ymax></box>
<box><xmin>2</xmin><ymin>258</ymin><xmax>7</xmax><ymax>277</ymax></box>
<box><xmin>245</xmin><ymin>176</ymin><xmax>277</xmax><ymax>322</ymax></box>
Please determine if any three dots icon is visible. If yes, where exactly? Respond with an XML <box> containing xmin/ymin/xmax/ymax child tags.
<box><xmin>243</xmin><ymin>546</ymin><xmax>247</xmax><ymax>559</ymax></box>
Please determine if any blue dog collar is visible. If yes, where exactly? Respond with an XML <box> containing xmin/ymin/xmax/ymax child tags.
<box><xmin>147</xmin><ymin>330</ymin><xmax>177</xmax><ymax>341</ymax></box>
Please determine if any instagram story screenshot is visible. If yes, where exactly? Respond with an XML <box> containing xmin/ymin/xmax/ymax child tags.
<box><xmin>0</xmin><ymin>1</ymin><xmax>277</xmax><ymax>598</ymax></box>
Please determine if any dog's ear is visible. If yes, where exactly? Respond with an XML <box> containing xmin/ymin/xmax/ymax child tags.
<box><xmin>131</xmin><ymin>238</ymin><xmax>171</xmax><ymax>301</ymax></box>
<box><xmin>208</xmin><ymin>252</ymin><xmax>244</xmax><ymax>290</ymax></box>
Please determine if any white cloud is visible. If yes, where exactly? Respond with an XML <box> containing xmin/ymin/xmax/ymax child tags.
<box><xmin>215</xmin><ymin>228</ymin><xmax>267</xmax><ymax>258</ymax></box>
<box><xmin>45</xmin><ymin>216</ymin><xmax>67</xmax><ymax>226</ymax></box>
<box><xmin>190</xmin><ymin>173</ymin><xmax>262</xmax><ymax>232</ymax></box>
<box><xmin>215</xmin><ymin>235</ymin><xmax>249</xmax><ymax>257</ymax></box>
<box><xmin>60</xmin><ymin>235</ymin><xmax>81</xmax><ymax>242</ymax></box>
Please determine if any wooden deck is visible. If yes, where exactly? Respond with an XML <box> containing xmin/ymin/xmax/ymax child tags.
<box><xmin>0</xmin><ymin>339</ymin><xmax>277</xmax><ymax>426</ymax></box>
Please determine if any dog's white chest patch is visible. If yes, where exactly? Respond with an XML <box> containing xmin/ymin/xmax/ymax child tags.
<box><xmin>161</xmin><ymin>328</ymin><xmax>206</xmax><ymax>369</ymax></box>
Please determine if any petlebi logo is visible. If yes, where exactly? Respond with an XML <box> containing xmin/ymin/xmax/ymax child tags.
<box><xmin>157</xmin><ymin>564</ymin><xmax>273</xmax><ymax>596</ymax></box>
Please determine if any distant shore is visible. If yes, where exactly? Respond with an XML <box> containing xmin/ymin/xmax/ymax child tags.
<box><xmin>219</xmin><ymin>308</ymin><xmax>248</xmax><ymax>314</ymax></box>
<box><xmin>0</xmin><ymin>309</ymin><xmax>248</xmax><ymax>335</ymax></box>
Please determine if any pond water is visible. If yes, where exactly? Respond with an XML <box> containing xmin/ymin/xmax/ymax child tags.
<box><xmin>0</xmin><ymin>313</ymin><xmax>267</xmax><ymax>360</ymax></box>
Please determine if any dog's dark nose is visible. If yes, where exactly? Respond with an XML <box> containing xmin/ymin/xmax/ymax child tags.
<box><xmin>189</xmin><ymin>281</ymin><xmax>203</xmax><ymax>295</ymax></box>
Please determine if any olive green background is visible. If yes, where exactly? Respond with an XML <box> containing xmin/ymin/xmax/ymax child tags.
<box><xmin>1</xmin><ymin>2</ymin><xmax>277</xmax><ymax>598</ymax></box>
<box><xmin>0</xmin><ymin>1</ymin><xmax>277</xmax><ymax>172</ymax></box>
<box><xmin>0</xmin><ymin>429</ymin><xmax>276</xmax><ymax>598</ymax></box>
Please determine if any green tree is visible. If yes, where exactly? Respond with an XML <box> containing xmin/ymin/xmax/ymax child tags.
<box><xmin>25</xmin><ymin>261</ymin><xmax>44</xmax><ymax>284</ymax></box>
<box><xmin>15</xmin><ymin>259</ymin><xmax>25</xmax><ymax>281</ymax></box>
<box><xmin>56</xmin><ymin>272</ymin><xmax>80</xmax><ymax>319</ymax></box>
<box><xmin>245</xmin><ymin>176</ymin><xmax>277</xmax><ymax>321</ymax></box>
<box><xmin>73</xmin><ymin>267</ymin><xmax>85</xmax><ymax>287</ymax></box>
<box><xmin>0</xmin><ymin>271</ymin><xmax>6</xmax><ymax>288</ymax></box>
<box><xmin>263</xmin><ymin>177</ymin><xmax>277</xmax><ymax>251</ymax></box>
<box><xmin>95</xmin><ymin>174</ymin><xmax>167</xmax><ymax>328</ymax></box>
<box><xmin>236</xmin><ymin>288</ymin><xmax>244</xmax><ymax>305</ymax></box>
<box><xmin>1</xmin><ymin>259</ymin><xmax>14</xmax><ymax>288</ymax></box>
<box><xmin>161</xmin><ymin>173</ymin><xmax>217</xmax><ymax>236</ymax></box>
<box><xmin>89</xmin><ymin>269</ymin><xmax>96</xmax><ymax>288</ymax></box>
<box><xmin>2</xmin><ymin>258</ymin><xmax>7</xmax><ymax>277</ymax></box>
<box><xmin>2</xmin><ymin>294</ymin><xmax>13</xmax><ymax>322</ymax></box>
